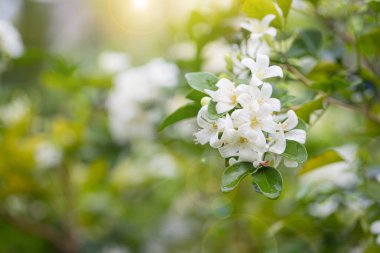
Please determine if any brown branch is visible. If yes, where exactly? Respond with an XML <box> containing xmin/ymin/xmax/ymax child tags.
<box><xmin>285</xmin><ymin>64</ymin><xmax>380</xmax><ymax>125</ymax></box>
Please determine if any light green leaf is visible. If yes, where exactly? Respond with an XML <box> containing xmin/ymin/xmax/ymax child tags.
<box><xmin>159</xmin><ymin>103</ymin><xmax>200</xmax><ymax>131</ymax></box>
<box><xmin>287</xmin><ymin>29</ymin><xmax>323</xmax><ymax>58</ymax></box>
<box><xmin>243</xmin><ymin>0</ymin><xmax>284</xmax><ymax>28</ymax></box>
<box><xmin>276</xmin><ymin>0</ymin><xmax>293</xmax><ymax>18</ymax></box>
<box><xmin>207</xmin><ymin>101</ymin><xmax>227</xmax><ymax>120</ymax></box>
<box><xmin>186</xmin><ymin>90</ymin><xmax>204</xmax><ymax>103</ymax></box>
<box><xmin>221</xmin><ymin>162</ymin><xmax>256</xmax><ymax>193</ymax></box>
<box><xmin>296</xmin><ymin>117</ymin><xmax>307</xmax><ymax>131</ymax></box>
<box><xmin>298</xmin><ymin>149</ymin><xmax>344</xmax><ymax>175</ymax></box>
<box><xmin>252</xmin><ymin>167</ymin><xmax>283</xmax><ymax>199</ymax></box>
<box><xmin>283</xmin><ymin>140</ymin><xmax>307</xmax><ymax>164</ymax></box>
<box><xmin>185</xmin><ymin>72</ymin><xmax>219</xmax><ymax>93</ymax></box>
<box><xmin>294</xmin><ymin>96</ymin><xmax>326</xmax><ymax>123</ymax></box>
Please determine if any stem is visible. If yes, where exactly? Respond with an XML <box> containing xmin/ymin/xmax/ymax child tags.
<box><xmin>285</xmin><ymin>64</ymin><xmax>380</xmax><ymax>125</ymax></box>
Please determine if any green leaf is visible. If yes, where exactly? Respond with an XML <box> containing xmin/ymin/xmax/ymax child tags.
<box><xmin>185</xmin><ymin>72</ymin><xmax>219</xmax><ymax>94</ymax></box>
<box><xmin>252</xmin><ymin>167</ymin><xmax>283</xmax><ymax>199</ymax></box>
<box><xmin>298</xmin><ymin>149</ymin><xmax>344</xmax><ymax>175</ymax></box>
<box><xmin>287</xmin><ymin>29</ymin><xmax>323</xmax><ymax>58</ymax></box>
<box><xmin>276</xmin><ymin>0</ymin><xmax>293</xmax><ymax>18</ymax></box>
<box><xmin>294</xmin><ymin>96</ymin><xmax>325</xmax><ymax>123</ymax></box>
<box><xmin>359</xmin><ymin>28</ymin><xmax>380</xmax><ymax>57</ymax></box>
<box><xmin>221</xmin><ymin>162</ymin><xmax>256</xmax><ymax>193</ymax></box>
<box><xmin>207</xmin><ymin>100</ymin><xmax>227</xmax><ymax>120</ymax></box>
<box><xmin>296</xmin><ymin>118</ymin><xmax>307</xmax><ymax>131</ymax></box>
<box><xmin>283</xmin><ymin>140</ymin><xmax>307</xmax><ymax>164</ymax></box>
<box><xmin>243</xmin><ymin>0</ymin><xmax>284</xmax><ymax>28</ymax></box>
<box><xmin>159</xmin><ymin>103</ymin><xmax>200</xmax><ymax>131</ymax></box>
<box><xmin>186</xmin><ymin>90</ymin><xmax>204</xmax><ymax>103</ymax></box>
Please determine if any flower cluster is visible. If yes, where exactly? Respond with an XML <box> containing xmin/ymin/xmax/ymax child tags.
<box><xmin>194</xmin><ymin>15</ymin><xmax>306</xmax><ymax>168</ymax></box>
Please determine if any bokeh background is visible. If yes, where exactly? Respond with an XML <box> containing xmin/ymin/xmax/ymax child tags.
<box><xmin>1</xmin><ymin>0</ymin><xmax>380</xmax><ymax>252</ymax></box>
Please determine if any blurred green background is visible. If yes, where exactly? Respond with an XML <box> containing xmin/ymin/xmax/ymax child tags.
<box><xmin>1</xmin><ymin>0</ymin><xmax>380</xmax><ymax>252</ymax></box>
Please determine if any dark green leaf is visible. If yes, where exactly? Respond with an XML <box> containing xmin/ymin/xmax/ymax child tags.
<box><xmin>299</xmin><ymin>149</ymin><xmax>344</xmax><ymax>175</ymax></box>
<box><xmin>221</xmin><ymin>162</ymin><xmax>256</xmax><ymax>192</ymax></box>
<box><xmin>159</xmin><ymin>103</ymin><xmax>200</xmax><ymax>131</ymax></box>
<box><xmin>185</xmin><ymin>72</ymin><xmax>219</xmax><ymax>93</ymax></box>
<box><xmin>287</xmin><ymin>29</ymin><xmax>323</xmax><ymax>58</ymax></box>
<box><xmin>186</xmin><ymin>90</ymin><xmax>204</xmax><ymax>103</ymax></box>
<box><xmin>283</xmin><ymin>140</ymin><xmax>307</xmax><ymax>164</ymax></box>
<box><xmin>359</xmin><ymin>28</ymin><xmax>380</xmax><ymax>57</ymax></box>
<box><xmin>252</xmin><ymin>167</ymin><xmax>283</xmax><ymax>199</ymax></box>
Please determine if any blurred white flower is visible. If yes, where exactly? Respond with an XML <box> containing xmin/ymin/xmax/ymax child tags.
<box><xmin>35</xmin><ymin>142</ymin><xmax>62</xmax><ymax>169</ymax></box>
<box><xmin>300</xmin><ymin>145</ymin><xmax>359</xmax><ymax>191</ymax></box>
<box><xmin>106</xmin><ymin>58</ymin><xmax>179</xmax><ymax>144</ymax></box>
<box><xmin>241</xmin><ymin>14</ymin><xmax>277</xmax><ymax>39</ymax></box>
<box><xmin>0</xmin><ymin>97</ymin><xmax>29</xmax><ymax>125</ymax></box>
<box><xmin>102</xmin><ymin>245</ymin><xmax>131</xmax><ymax>253</ymax></box>
<box><xmin>202</xmin><ymin>39</ymin><xmax>231</xmax><ymax>73</ymax></box>
<box><xmin>308</xmin><ymin>195</ymin><xmax>340</xmax><ymax>218</ymax></box>
<box><xmin>0</xmin><ymin>0</ymin><xmax>23</xmax><ymax>22</ymax></box>
<box><xmin>371</xmin><ymin>220</ymin><xmax>380</xmax><ymax>245</ymax></box>
<box><xmin>169</xmin><ymin>41</ymin><xmax>197</xmax><ymax>61</ymax></box>
<box><xmin>194</xmin><ymin>106</ymin><xmax>222</xmax><ymax>148</ymax></box>
<box><xmin>0</xmin><ymin>19</ymin><xmax>23</xmax><ymax>58</ymax></box>
<box><xmin>98</xmin><ymin>51</ymin><xmax>130</xmax><ymax>74</ymax></box>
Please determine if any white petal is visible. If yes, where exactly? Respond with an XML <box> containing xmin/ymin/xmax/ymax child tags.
<box><xmin>261</xmin><ymin>117</ymin><xmax>278</xmax><ymax>134</ymax></box>
<box><xmin>265</xmin><ymin>27</ymin><xmax>277</xmax><ymax>38</ymax></box>
<box><xmin>251</xmin><ymin>74</ymin><xmax>263</xmax><ymax>86</ymax></box>
<box><xmin>194</xmin><ymin>129</ymin><xmax>212</xmax><ymax>145</ymax></box>
<box><xmin>264</xmin><ymin>66</ymin><xmax>283</xmax><ymax>79</ymax></box>
<box><xmin>269</xmin><ymin>132</ymin><xmax>286</xmax><ymax>154</ymax></box>
<box><xmin>239</xmin><ymin>147</ymin><xmax>259</xmax><ymax>162</ymax></box>
<box><xmin>210</xmin><ymin>133</ymin><xmax>222</xmax><ymax>148</ymax></box>
<box><xmin>196</xmin><ymin>106</ymin><xmax>211</xmax><ymax>128</ymax></box>
<box><xmin>229</xmin><ymin>157</ymin><xmax>238</xmax><ymax>166</ymax></box>
<box><xmin>241</xmin><ymin>57</ymin><xmax>256</xmax><ymax>71</ymax></box>
<box><xmin>256</xmin><ymin>54</ymin><xmax>270</xmax><ymax>69</ymax></box>
<box><xmin>255</xmin><ymin>130</ymin><xmax>267</xmax><ymax>150</ymax></box>
<box><xmin>237</xmin><ymin>93</ymin><xmax>253</xmax><ymax>109</ymax></box>
<box><xmin>268</xmin><ymin>98</ymin><xmax>281</xmax><ymax>111</ymax></box>
<box><xmin>240</xmin><ymin>21</ymin><xmax>253</xmax><ymax>32</ymax></box>
<box><xmin>261</xmin><ymin>83</ymin><xmax>273</xmax><ymax>99</ymax></box>
<box><xmin>261</xmin><ymin>14</ymin><xmax>276</xmax><ymax>28</ymax></box>
<box><xmin>284</xmin><ymin>110</ymin><xmax>298</xmax><ymax>130</ymax></box>
<box><xmin>285</xmin><ymin>129</ymin><xmax>306</xmax><ymax>144</ymax></box>
<box><xmin>284</xmin><ymin>158</ymin><xmax>299</xmax><ymax>168</ymax></box>
<box><xmin>377</xmin><ymin>235</ymin><xmax>380</xmax><ymax>245</ymax></box>
<box><xmin>219</xmin><ymin>144</ymin><xmax>239</xmax><ymax>158</ymax></box>
<box><xmin>216</xmin><ymin>102</ymin><xmax>234</xmax><ymax>114</ymax></box>
<box><xmin>217</xmin><ymin>78</ymin><xmax>235</xmax><ymax>90</ymax></box>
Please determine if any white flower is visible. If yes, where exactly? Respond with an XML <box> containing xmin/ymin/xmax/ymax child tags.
<box><xmin>241</xmin><ymin>14</ymin><xmax>277</xmax><ymax>39</ymax></box>
<box><xmin>242</xmin><ymin>54</ymin><xmax>283</xmax><ymax>86</ymax></box>
<box><xmin>0</xmin><ymin>97</ymin><xmax>29</xmax><ymax>126</ymax></box>
<box><xmin>35</xmin><ymin>142</ymin><xmax>62</xmax><ymax>169</ymax></box>
<box><xmin>231</xmin><ymin>94</ymin><xmax>277</xmax><ymax>147</ymax></box>
<box><xmin>218</xmin><ymin>125</ymin><xmax>264</xmax><ymax>165</ymax></box>
<box><xmin>371</xmin><ymin>220</ymin><xmax>380</xmax><ymax>245</ymax></box>
<box><xmin>98</xmin><ymin>51</ymin><xmax>130</xmax><ymax>74</ymax></box>
<box><xmin>194</xmin><ymin>106</ymin><xmax>222</xmax><ymax>148</ymax></box>
<box><xmin>144</xmin><ymin>58</ymin><xmax>179</xmax><ymax>88</ymax></box>
<box><xmin>205</xmin><ymin>78</ymin><xmax>239</xmax><ymax>114</ymax></box>
<box><xmin>241</xmin><ymin>36</ymin><xmax>271</xmax><ymax>59</ymax></box>
<box><xmin>0</xmin><ymin>19</ymin><xmax>23</xmax><ymax>58</ymax></box>
<box><xmin>238</xmin><ymin>82</ymin><xmax>281</xmax><ymax>111</ymax></box>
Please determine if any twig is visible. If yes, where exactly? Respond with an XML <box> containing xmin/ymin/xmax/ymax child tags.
<box><xmin>285</xmin><ymin>64</ymin><xmax>380</xmax><ymax>125</ymax></box>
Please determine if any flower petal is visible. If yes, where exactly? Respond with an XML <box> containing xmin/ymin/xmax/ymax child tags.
<box><xmin>194</xmin><ymin>129</ymin><xmax>212</xmax><ymax>145</ymax></box>
<box><xmin>256</xmin><ymin>54</ymin><xmax>270</xmax><ymax>69</ymax></box>
<box><xmin>264</xmin><ymin>66</ymin><xmax>283</xmax><ymax>79</ymax></box>
<box><xmin>265</xmin><ymin>27</ymin><xmax>277</xmax><ymax>38</ymax></box>
<box><xmin>261</xmin><ymin>14</ymin><xmax>276</xmax><ymax>28</ymax></box>
<box><xmin>285</xmin><ymin>129</ymin><xmax>306</xmax><ymax>144</ymax></box>
<box><xmin>241</xmin><ymin>57</ymin><xmax>256</xmax><ymax>71</ymax></box>
<box><xmin>261</xmin><ymin>83</ymin><xmax>273</xmax><ymax>99</ymax></box>
<box><xmin>283</xmin><ymin>110</ymin><xmax>298</xmax><ymax>130</ymax></box>
<box><xmin>216</xmin><ymin>102</ymin><xmax>234</xmax><ymax>114</ymax></box>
